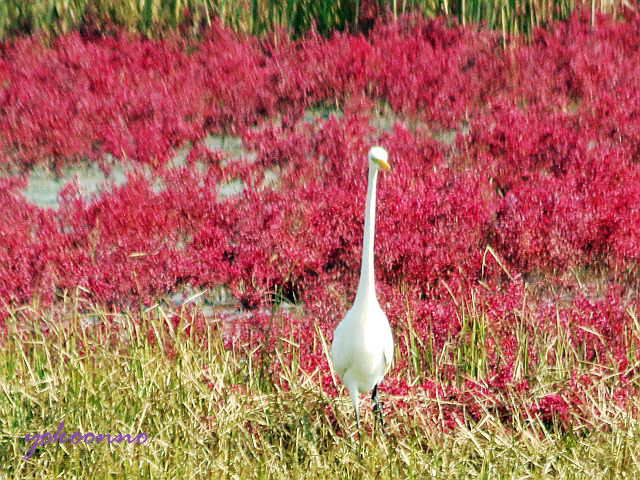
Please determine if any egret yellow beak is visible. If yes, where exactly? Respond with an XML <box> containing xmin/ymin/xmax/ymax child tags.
<box><xmin>375</xmin><ymin>158</ymin><xmax>392</xmax><ymax>172</ymax></box>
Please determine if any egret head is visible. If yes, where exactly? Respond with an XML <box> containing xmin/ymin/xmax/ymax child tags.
<box><xmin>368</xmin><ymin>146</ymin><xmax>391</xmax><ymax>172</ymax></box>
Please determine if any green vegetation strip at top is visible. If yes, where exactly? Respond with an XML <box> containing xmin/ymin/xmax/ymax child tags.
<box><xmin>0</xmin><ymin>0</ymin><xmax>632</xmax><ymax>40</ymax></box>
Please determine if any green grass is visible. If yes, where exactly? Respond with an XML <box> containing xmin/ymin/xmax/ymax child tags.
<box><xmin>0</xmin><ymin>0</ymin><xmax>630</xmax><ymax>41</ymax></box>
<box><xmin>2</xmin><ymin>296</ymin><xmax>640</xmax><ymax>478</ymax></box>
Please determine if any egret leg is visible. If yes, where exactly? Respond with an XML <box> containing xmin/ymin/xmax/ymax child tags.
<box><xmin>348</xmin><ymin>382</ymin><xmax>361</xmax><ymax>435</ymax></box>
<box><xmin>372</xmin><ymin>384</ymin><xmax>385</xmax><ymax>429</ymax></box>
<box><xmin>354</xmin><ymin>400</ymin><xmax>363</xmax><ymax>457</ymax></box>
<box><xmin>353</xmin><ymin>408</ymin><xmax>364</xmax><ymax>460</ymax></box>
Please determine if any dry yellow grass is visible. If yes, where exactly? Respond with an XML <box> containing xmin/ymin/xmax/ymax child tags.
<box><xmin>2</xmin><ymin>297</ymin><xmax>640</xmax><ymax>478</ymax></box>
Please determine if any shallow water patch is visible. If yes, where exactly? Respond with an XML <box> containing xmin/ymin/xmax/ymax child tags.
<box><xmin>21</xmin><ymin>162</ymin><xmax>130</xmax><ymax>210</ymax></box>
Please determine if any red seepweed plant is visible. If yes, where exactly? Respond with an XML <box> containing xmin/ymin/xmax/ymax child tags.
<box><xmin>2</xmin><ymin>11</ymin><xmax>640</xmax><ymax>428</ymax></box>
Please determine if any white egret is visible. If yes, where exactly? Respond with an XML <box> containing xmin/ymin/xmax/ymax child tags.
<box><xmin>331</xmin><ymin>146</ymin><xmax>394</xmax><ymax>429</ymax></box>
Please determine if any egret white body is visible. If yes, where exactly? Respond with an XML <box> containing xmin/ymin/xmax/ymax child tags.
<box><xmin>331</xmin><ymin>146</ymin><xmax>394</xmax><ymax>427</ymax></box>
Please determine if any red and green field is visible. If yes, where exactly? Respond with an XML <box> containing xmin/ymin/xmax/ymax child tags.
<box><xmin>3</xmin><ymin>8</ymin><xmax>640</xmax><ymax>478</ymax></box>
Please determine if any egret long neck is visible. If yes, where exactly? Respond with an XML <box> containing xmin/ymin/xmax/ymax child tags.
<box><xmin>355</xmin><ymin>167</ymin><xmax>378</xmax><ymax>304</ymax></box>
